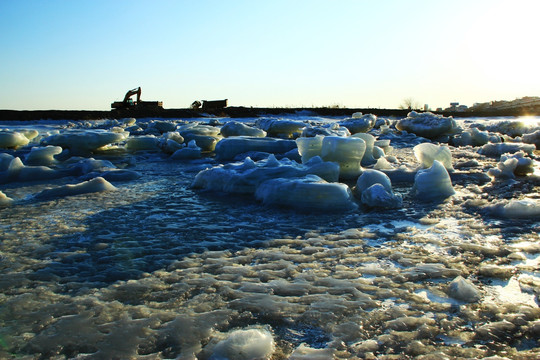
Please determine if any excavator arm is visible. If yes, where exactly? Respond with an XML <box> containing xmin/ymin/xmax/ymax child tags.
<box><xmin>111</xmin><ymin>87</ymin><xmax>162</xmax><ymax>110</ymax></box>
<box><xmin>122</xmin><ymin>87</ymin><xmax>142</xmax><ymax>104</ymax></box>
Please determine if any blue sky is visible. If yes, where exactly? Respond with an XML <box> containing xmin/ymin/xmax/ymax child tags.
<box><xmin>1</xmin><ymin>0</ymin><xmax>538</xmax><ymax>110</ymax></box>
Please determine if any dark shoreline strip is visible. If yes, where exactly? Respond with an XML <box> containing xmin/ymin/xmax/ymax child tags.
<box><xmin>0</xmin><ymin>107</ymin><xmax>536</xmax><ymax>121</ymax></box>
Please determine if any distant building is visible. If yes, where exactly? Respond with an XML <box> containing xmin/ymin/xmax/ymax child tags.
<box><xmin>444</xmin><ymin>102</ymin><xmax>467</xmax><ymax>112</ymax></box>
<box><xmin>468</xmin><ymin>96</ymin><xmax>540</xmax><ymax>112</ymax></box>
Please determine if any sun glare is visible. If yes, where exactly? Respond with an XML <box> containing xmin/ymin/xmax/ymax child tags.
<box><xmin>466</xmin><ymin>1</ymin><xmax>540</xmax><ymax>88</ymax></box>
<box><xmin>518</xmin><ymin>115</ymin><xmax>540</xmax><ymax>125</ymax></box>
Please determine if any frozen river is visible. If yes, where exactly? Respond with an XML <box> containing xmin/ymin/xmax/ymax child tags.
<box><xmin>0</xmin><ymin>114</ymin><xmax>539</xmax><ymax>359</ymax></box>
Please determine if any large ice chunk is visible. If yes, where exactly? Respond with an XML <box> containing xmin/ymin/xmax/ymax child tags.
<box><xmin>413</xmin><ymin>143</ymin><xmax>454</xmax><ymax>170</ymax></box>
<box><xmin>0</xmin><ymin>153</ymin><xmax>15</xmax><ymax>171</ymax></box>
<box><xmin>191</xmin><ymin>155</ymin><xmax>339</xmax><ymax>194</ymax></box>
<box><xmin>0</xmin><ymin>157</ymin><xmax>65</xmax><ymax>184</ymax></box>
<box><xmin>170</xmin><ymin>140</ymin><xmax>202</xmax><ymax>160</ymax></box>
<box><xmin>145</xmin><ymin>120</ymin><xmax>177</xmax><ymax>134</ymax></box>
<box><xmin>483</xmin><ymin>119</ymin><xmax>539</xmax><ymax>137</ymax></box>
<box><xmin>125</xmin><ymin>136</ymin><xmax>160</xmax><ymax>152</ymax></box>
<box><xmin>491</xmin><ymin>199</ymin><xmax>540</xmax><ymax>219</ymax></box>
<box><xmin>412</xmin><ymin>160</ymin><xmax>455</xmax><ymax>201</ymax></box>
<box><xmin>0</xmin><ymin>130</ymin><xmax>30</xmax><ymax>149</ymax></box>
<box><xmin>255</xmin><ymin>118</ymin><xmax>305</xmax><ymax>138</ymax></box>
<box><xmin>321</xmin><ymin>136</ymin><xmax>366</xmax><ymax>179</ymax></box>
<box><xmin>209</xmin><ymin>328</ymin><xmax>274</xmax><ymax>360</ymax></box>
<box><xmin>487</xmin><ymin>151</ymin><xmax>535</xmax><ymax>179</ymax></box>
<box><xmin>396</xmin><ymin>111</ymin><xmax>459</xmax><ymax>139</ymax></box>
<box><xmin>215</xmin><ymin>137</ymin><xmax>297</xmax><ymax>161</ymax></box>
<box><xmin>158</xmin><ymin>132</ymin><xmax>185</xmax><ymax>154</ymax></box>
<box><xmin>64</xmin><ymin>158</ymin><xmax>116</xmax><ymax>176</ymax></box>
<box><xmin>0</xmin><ymin>191</ymin><xmax>13</xmax><ymax>207</ymax></box>
<box><xmin>339</xmin><ymin>113</ymin><xmax>377</xmax><ymax>133</ymax></box>
<box><xmin>448</xmin><ymin>276</ymin><xmax>481</xmax><ymax>303</ymax></box>
<box><xmin>351</xmin><ymin>133</ymin><xmax>377</xmax><ymax>165</ymax></box>
<box><xmin>479</xmin><ymin>142</ymin><xmax>535</xmax><ymax>156</ymax></box>
<box><xmin>452</xmin><ymin>127</ymin><xmax>492</xmax><ymax>147</ymax></box>
<box><xmin>522</xmin><ymin>130</ymin><xmax>540</xmax><ymax>149</ymax></box>
<box><xmin>34</xmin><ymin>177</ymin><xmax>117</xmax><ymax>200</ymax></box>
<box><xmin>301</xmin><ymin>122</ymin><xmax>350</xmax><ymax>137</ymax></box>
<box><xmin>179</xmin><ymin>124</ymin><xmax>222</xmax><ymax>151</ymax></box>
<box><xmin>178</xmin><ymin>124</ymin><xmax>221</xmax><ymax>137</ymax></box>
<box><xmin>296</xmin><ymin>136</ymin><xmax>324</xmax><ymax>163</ymax></box>
<box><xmin>41</xmin><ymin>130</ymin><xmax>128</xmax><ymax>155</ymax></box>
<box><xmin>255</xmin><ymin>175</ymin><xmax>358</xmax><ymax>212</ymax></box>
<box><xmin>288</xmin><ymin>344</ymin><xmax>335</xmax><ymax>360</ymax></box>
<box><xmin>25</xmin><ymin>146</ymin><xmax>63</xmax><ymax>166</ymax></box>
<box><xmin>353</xmin><ymin>169</ymin><xmax>402</xmax><ymax>209</ymax></box>
<box><xmin>220</xmin><ymin>121</ymin><xmax>267</xmax><ymax>138</ymax></box>
<box><xmin>354</xmin><ymin>169</ymin><xmax>393</xmax><ymax>194</ymax></box>
<box><xmin>361</xmin><ymin>184</ymin><xmax>403</xmax><ymax>209</ymax></box>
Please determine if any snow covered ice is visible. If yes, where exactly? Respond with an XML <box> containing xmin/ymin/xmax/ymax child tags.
<box><xmin>0</xmin><ymin>115</ymin><xmax>539</xmax><ymax>359</ymax></box>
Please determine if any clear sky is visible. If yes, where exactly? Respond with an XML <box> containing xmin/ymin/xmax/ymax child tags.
<box><xmin>1</xmin><ymin>0</ymin><xmax>539</xmax><ymax>110</ymax></box>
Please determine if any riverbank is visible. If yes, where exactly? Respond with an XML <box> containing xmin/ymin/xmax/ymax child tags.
<box><xmin>0</xmin><ymin>106</ymin><xmax>537</xmax><ymax>121</ymax></box>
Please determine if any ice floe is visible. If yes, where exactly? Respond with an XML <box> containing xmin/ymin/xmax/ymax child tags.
<box><xmin>338</xmin><ymin>113</ymin><xmax>377</xmax><ymax>133</ymax></box>
<box><xmin>448</xmin><ymin>276</ymin><xmax>481</xmax><ymax>303</ymax></box>
<box><xmin>191</xmin><ymin>155</ymin><xmax>339</xmax><ymax>194</ymax></box>
<box><xmin>0</xmin><ymin>157</ymin><xmax>66</xmax><ymax>184</ymax></box>
<box><xmin>353</xmin><ymin>169</ymin><xmax>402</xmax><ymax>209</ymax></box>
<box><xmin>24</xmin><ymin>145</ymin><xmax>63</xmax><ymax>166</ymax></box>
<box><xmin>220</xmin><ymin>121</ymin><xmax>267</xmax><ymax>138</ymax></box>
<box><xmin>255</xmin><ymin>118</ymin><xmax>305</xmax><ymax>138</ymax></box>
<box><xmin>413</xmin><ymin>143</ymin><xmax>454</xmax><ymax>170</ymax></box>
<box><xmin>204</xmin><ymin>328</ymin><xmax>275</xmax><ymax>360</ymax></box>
<box><xmin>215</xmin><ymin>137</ymin><xmax>297</xmax><ymax>161</ymax></box>
<box><xmin>0</xmin><ymin>130</ymin><xmax>31</xmax><ymax>149</ymax></box>
<box><xmin>488</xmin><ymin>151</ymin><xmax>535</xmax><ymax>179</ymax></box>
<box><xmin>320</xmin><ymin>136</ymin><xmax>366</xmax><ymax>179</ymax></box>
<box><xmin>412</xmin><ymin>160</ymin><xmax>455</xmax><ymax>201</ymax></box>
<box><xmin>479</xmin><ymin>142</ymin><xmax>536</xmax><ymax>156</ymax></box>
<box><xmin>41</xmin><ymin>130</ymin><xmax>128</xmax><ymax>155</ymax></box>
<box><xmin>522</xmin><ymin>129</ymin><xmax>540</xmax><ymax>149</ymax></box>
<box><xmin>255</xmin><ymin>174</ymin><xmax>358</xmax><ymax>212</ymax></box>
<box><xmin>170</xmin><ymin>140</ymin><xmax>202</xmax><ymax>160</ymax></box>
<box><xmin>396</xmin><ymin>111</ymin><xmax>459</xmax><ymax>139</ymax></box>
<box><xmin>0</xmin><ymin>190</ymin><xmax>13</xmax><ymax>207</ymax></box>
<box><xmin>34</xmin><ymin>176</ymin><xmax>117</xmax><ymax>200</ymax></box>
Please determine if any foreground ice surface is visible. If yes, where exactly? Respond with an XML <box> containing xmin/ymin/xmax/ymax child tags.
<box><xmin>0</xmin><ymin>116</ymin><xmax>539</xmax><ymax>359</ymax></box>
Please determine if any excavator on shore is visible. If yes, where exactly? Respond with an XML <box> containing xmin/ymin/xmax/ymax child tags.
<box><xmin>111</xmin><ymin>87</ymin><xmax>163</xmax><ymax>110</ymax></box>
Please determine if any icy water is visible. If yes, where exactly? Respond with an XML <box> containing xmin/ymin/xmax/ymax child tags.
<box><xmin>0</xmin><ymin>115</ymin><xmax>539</xmax><ymax>359</ymax></box>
